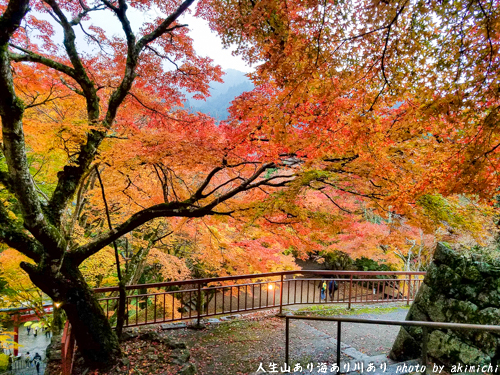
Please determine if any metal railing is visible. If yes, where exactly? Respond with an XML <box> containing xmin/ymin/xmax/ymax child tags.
<box><xmin>0</xmin><ymin>359</ymin><xmax>47</xmax><ymax>375</ymax></box>
<box><xmin>94</xmin><ymin>270</ymin><xmax>425</xmax><ymax>328</ymax></box>
<box><xmin>59</xmin><ymin>270</ymin><xmax>424</xmax><ymax>374</ymax></box>
<box><xmin>284</xmin><ymin>315</ymin><xmax>500</xmax><ymax>374</ymax></box>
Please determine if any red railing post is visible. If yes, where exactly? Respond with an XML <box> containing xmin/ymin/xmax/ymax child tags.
<box><xmin>61</xmin><ymin>321</ymin><xmax>68</xmax><ymax>375</ymax></box>
<box><xmin>13</xmin><ymin>314</ymin><xmax>19</xmax><ymax>357</ymax></box>
<box><xmin>61</xmin><ymin>321</ymin><xmax>76</xmax><ymax>375</ymax></box>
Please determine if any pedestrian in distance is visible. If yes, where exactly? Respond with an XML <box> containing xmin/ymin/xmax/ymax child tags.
<box><xmin>26</xmin><ymin>326</ymin><xmax>30</xmax><ymax>335</ymax></box>
<box><xmin>33</xmin><ymin>327</ymin><xmax>38</xmax><ymax>337</ymax></box>
<box><xmin>33</xmin><ymin>352</ymin><xmax>42</xmax><ymax>375</ymax></box>
<box><xmin>318</xmin><ymin>280</ymin><xmax>328</xmax><ymax>301</ymax></box>
<box><xmin>328</xmin><ymin>279</ymin><xmax>339</xmax><ymax>300</ymax></box>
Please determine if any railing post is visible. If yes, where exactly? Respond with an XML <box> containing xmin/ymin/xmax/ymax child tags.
<box><xmin>336</xmin><ymin>321</ymin><xmax>341</xmax><ymax>375</ymax></box>
<box><xmin>13</xmin><ymin>314</ymin><xmax>19</xmax><ymax>357</ymax></box>
<box><xmin>285</xmin><ymin>317</ymin><xmax>289</xmax><ymax>365</ymax></box>
<box><xmin>348</xmin><ymin>275</ymin><xmax>353</xmax><ymax>309</ymax></box>
<box><xmin>279</xmin><ymin>274</ymin><xmax>284</xmax><ymax>315</ymax></box>
<box><xmin>68</xmin><ymin>324</ymin><xmax>76</xmax><ymax>375</ymax></box>
<box><xmin>197</xmin><ymin>282</ymin><xmax>202</xmax><ymax>327</ymax></box>
<box><xmin>61</xmin><ymin>321</ymin><xmax>69</xmax><ymax>375</ymax></box>
<box><xmin>407</xmin><ymin>274</ymin><xmax>412</xmax><ymax>306</ymax></box>
<box><xmin>422</xmin><ymin>326</ymin><xmax>428</xmax><ymax>367</ymax></box>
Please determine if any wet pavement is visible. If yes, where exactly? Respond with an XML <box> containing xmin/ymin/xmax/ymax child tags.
<box><xmin>3</xmin><ymin>323</ymin><xmax>52</xmax><ymax>362</ymax></box>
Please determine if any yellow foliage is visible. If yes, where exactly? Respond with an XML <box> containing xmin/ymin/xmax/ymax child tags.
<box><xmin>146</xmin><ymin>249</ymin><xmax>191</xmax><ymax>282</ymax></box>
<box><xmin>0</xmin><ymin>249</ymin><xmax>40</xmax><ymax>308</ymax></box>
<box><xmin>80</xmin><ymin>247</ymin><xmax>119</xmax><ymax>288</ymax></box>
<box><xmin>0</xmin><ymin>353</ymin><xmax>9</xmax><ymax>371</ymax></box>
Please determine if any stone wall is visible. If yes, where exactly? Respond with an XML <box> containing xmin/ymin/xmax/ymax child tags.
<box><xmin>390</xmin><ymin>243</ymin><xmax>500</xmax><ymax>367</ymax></box>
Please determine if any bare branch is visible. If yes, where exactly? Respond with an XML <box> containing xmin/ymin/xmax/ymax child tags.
<box><xmin>9</xmin><ymin>46</ymin><xmax>77</xmax><ymax>80</ymax></box>
<box><xmin>136</xmin><ymin>0</ymin><xmax>195</xmax><ymax>50</ymax></box>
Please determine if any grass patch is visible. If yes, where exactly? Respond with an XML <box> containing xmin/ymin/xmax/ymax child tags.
<box><xmin>291</xmin><ymin>304</ymin><xmax>410</xmax><ymax>317</ymax></box>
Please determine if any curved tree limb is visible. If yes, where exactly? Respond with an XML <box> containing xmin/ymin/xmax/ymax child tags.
<box><xmin>0</xmin><ymin>0</ymin><xmax>67</xmax><ymax>255</ymax></box>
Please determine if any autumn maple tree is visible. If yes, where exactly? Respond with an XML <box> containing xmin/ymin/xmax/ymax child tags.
<box><xmin>1</xmin><ymin>0</ymin><xmax>499</xmax><ymax>369</ymax></box>
<box><xmin>0</xmin><ymin>0</ymin><xmax>297</xmax><ymax>366</ymax></box>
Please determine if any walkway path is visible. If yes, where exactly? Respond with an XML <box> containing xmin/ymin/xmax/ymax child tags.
<box><xmin>282</xmin><ymin>305</ymin><xmax>413</xmax><ymax>375</ymax></box>
<box><xmin>3</xmin><ymin>323</ymin><xmax>52</xmax><ymax>360</ymax></box>
<box><xmin>160</xmin><ymin>303</ymin><xmax>416</xmax><ymax>375</ymax></box>
<box><xmin>285</xmin><ymin>304</ymin><xmax>408</xmax><ymax>356</ymax></box>
<box><xmin>3</xmin><ymin>323</ymin><xmax>50</xmax><ymax>375</ymax></box>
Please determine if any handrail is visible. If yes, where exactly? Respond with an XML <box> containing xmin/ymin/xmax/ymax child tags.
<box><xmin>94</xmin><ymin>270</ymin><xmax>426</xmax><ymax>293</ymax></box>
<box><xmin>61</xmin><ymin>321</ymin><xmax>76</xmax><ymax>375</ymax></box>
<box><xmin>94</xmin><ymin>270</ymin><xmax>425</xmax><ymax>328</ymax></box>
<box><xmin>284</xmin><ymin>315</ymin><xmax>500</xmax><ymax>374</ymax></box>
<box><xmin>62</xmin><ymin>271</ymin><xmax>425</xmax><ymax>374</ymax></box>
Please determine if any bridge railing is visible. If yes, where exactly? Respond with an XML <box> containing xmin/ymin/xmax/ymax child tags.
<box><xmin>94</xmin><ymin>270</ymin><xmax>425</xmax><ymax>328</ymax></box>
<box><xmin>61</xmin><ymin>321</ymin><xmax>76</xmax><ymax>375</ymax></box>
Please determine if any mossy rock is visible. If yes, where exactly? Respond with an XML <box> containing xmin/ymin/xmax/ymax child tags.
<box><xmin>425</xmin><ymin>264</ymin><xmax>461</xmax><ymax>297</ymax></box>
<box><xmin>180</xmin><ymin>363</ymin><xmax>197</xmax><ymax>375</ymax></box>
<box><xmin>477</xmin><ymin>307</ymin><xmax>500</xmax><ymax>326</ymax></box>
<box><xmin>462</xmin><ymin>264</ymin><xmax>482</xmax><ymax>282</ymax></box>
<box><xmin>170</xmin><ymin>349</ymin><xmax>190</xmax><ymax>365</ymax></box>
<box><xmin>476</xmin><ymin>262</ymin><xmax>500</xmax><ymax>277</ymax></box>
<box><xmin>392</xmin><ymin>243</ymin><xmax>500</xmax><ymax>366</ymax></box>
<box><xmin>427</xmin><ymin>330</ymin><xmax>491</xmax><ymax>366</ymax></box>
<box><xmin>424</xmin><ymin>293</ymin><xmax>447</xmax><ymax>322</ymax></box>
<box><xmin>444</xmin><ymin>299</ymin><xmax>479</xmax><ymax>323</ymax></box>
<box><xmin>389</xmin><ymin>327</ymin><xmax>420</xmax><ymax>361</ymax></box>
<box><xmin>406</xmin><ymin>304</ymin><xmax>429</xmax><ymax>322</ymax></box>
<box><xmin>493</xmin><ymin>278</ymin><xmax>500</xmax><ymax>293</ymax></box>
<box><xmin>470</xmin><ymin>332</ymin><xmax>498</xmax><ymax>358</ymax></box>
<box><xmin>477</xmin><ymin>290</ymin><xmax>500</xmax><ymax>308</ymax></box>
<box><xmin>433</xmin><ymin>243</ymin><xmax>465</xmax><ymax>269</ymax></box>
<box><xmin>460</xmin><ymin>285</ymin><xmax>479</xmax><ymax>300</ymax></box>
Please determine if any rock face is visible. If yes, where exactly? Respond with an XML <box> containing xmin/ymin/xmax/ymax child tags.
<box><xmin>390</xmin><ymin>243</ymin><xmax>500</xmax><ymax>367</ymax></box>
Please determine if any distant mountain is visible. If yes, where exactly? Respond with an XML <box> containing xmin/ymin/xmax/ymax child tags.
<box><xmin>184</xmin><ymin>69</ymin><xmax>254</xmax><ymax>121</ymax></box>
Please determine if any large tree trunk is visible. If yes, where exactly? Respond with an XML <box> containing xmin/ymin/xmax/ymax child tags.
<box><xmin>21</xmin><ymin>260</ymin><xmax>121</xmax><ymax>367</ymax></box>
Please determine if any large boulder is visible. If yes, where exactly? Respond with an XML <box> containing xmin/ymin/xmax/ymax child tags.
<box><xmin>390</xmin><ymin>243</ymin><xmax>500</xmax><ymax>367</ymax></box>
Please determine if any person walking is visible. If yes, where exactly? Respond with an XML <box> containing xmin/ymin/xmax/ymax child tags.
<box><xmin>318</xmin><ymin>280</ymin><xmax>327</xmax><ymax>301</ymax></box>
<box><xmin>24</xmin><ymin>352</ymin><xmax>30</xmax><ymax>368</ymax></box>
<box><xmin>33</xmin><ymin>327</ymin><xmax>38</xmax><ymax>337</ymax></box>
<box><xmin>26</xmin><ymin>326</ymin><xmax>31</xmax><ymax>336</ymax></box>
<box><xmin>328</xmin><ymin>279</ymin><xmax>338</xmax><ymax>300</ymax></box>
<box><xmin>33</xmin><ymin>352</ymin><xmax>42</xmax><ymax>375</ymax></box>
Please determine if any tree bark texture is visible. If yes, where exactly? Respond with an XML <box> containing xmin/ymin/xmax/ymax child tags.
<box><xmin>21</xmin><ymin>261</ymin><xmax>121</xmax><ymax>366</ymax></box>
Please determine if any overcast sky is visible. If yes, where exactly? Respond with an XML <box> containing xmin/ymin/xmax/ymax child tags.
<box><xmin>68</xmin><ymin>5</ymin><xmax>253</xmax><ymax>74</ymax></box>
<box><xmin>180</xmin><ymin>14</ymin><xmax>253</xmax><ymax>73</ymax></box>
